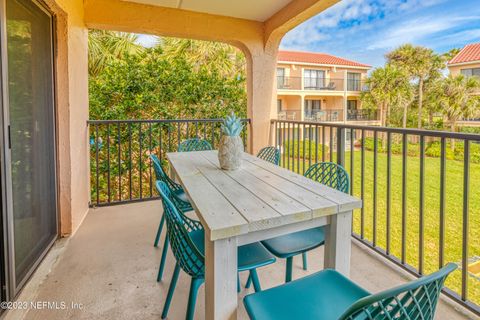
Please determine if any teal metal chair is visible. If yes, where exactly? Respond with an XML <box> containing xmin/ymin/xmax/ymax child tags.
<box><xmin>156</xmin><ymin>181</ymin><xmax>276</xmax><ymax>320</ymax></box>
<box><xmin>260</xmin><ymin>162</ymin><xmax>349</xmax><ymax>283</ymax></box>
<box><xmin>257</xmin><ymin>146</ymin><xmax>280</xmax><ymax>165</ymax></box>
<box><xmin>178</xmin><ymin>137</ymin><xmax>212</xmax><ymax>152</ymax></box>
<box><xmin>243</xmin><ymin>263</ymin><xmax>457</xmax><ymax>320</ymax></box>
<box><xmin>150</xmin><ymin>154</ymin><xmax>193</xmax><ymax>282</ymax></box>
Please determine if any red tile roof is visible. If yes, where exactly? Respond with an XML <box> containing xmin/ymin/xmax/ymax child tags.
<box><xmin>449</xmin><ymin>43</ymin><xmax>480</xmax><ymax>65</ymax></box>
<box><xmin>278</xmin><ymin>50</ymin><xmax>371</xmax><ymax>68</ymax></box>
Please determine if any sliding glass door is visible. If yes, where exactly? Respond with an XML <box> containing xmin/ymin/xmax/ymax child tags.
<box><xmin>0</xmin><ymin>0</ymin><xmax>57</xmax><ymax>297</ymax></box>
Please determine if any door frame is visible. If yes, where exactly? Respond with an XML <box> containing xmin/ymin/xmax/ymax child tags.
<box><xmin>0</xmin><ymin>0</ymin><xmax>59</xmax><ymax>300</ymax></box>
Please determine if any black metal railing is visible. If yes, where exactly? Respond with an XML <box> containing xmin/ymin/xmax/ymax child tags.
<box><xmin>277</xmin><ymin>76</ymin><xmax>366</xmax><ymax>92</ymax></box>
<box><xmin>271</xmin><ymin>119</ymin><xmax>480</xmax><ymax>316</ymax></box>
<box><xmin>277</xmin><ymin>110</ymin><xmax>301</xmax><ymax>120</ymax></box>
<box><xmin>304</xmin><ymin>109</ymin><xmax>344</xmax><ymax>122</ymax></box>
<box><xmin>347</xmin><ymin>109</ymin><xmax>378</xmax><ymax>121</ymax></box>
<box><xmin>88</xmin><ymin>118</ymin><xmax>250</xmax><ymax>207</ymax></box>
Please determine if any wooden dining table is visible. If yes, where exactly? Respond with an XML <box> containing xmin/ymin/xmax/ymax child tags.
<box><xmin>167</xmin><ymin>150</ymin><xmax>362</xmax><ymax>320</ymax></box>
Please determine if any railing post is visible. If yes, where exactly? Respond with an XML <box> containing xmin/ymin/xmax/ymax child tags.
<box><xmin>336</xmin><ymin>127</ymin><xmax>345</xmax><ymax>167</ymax></box>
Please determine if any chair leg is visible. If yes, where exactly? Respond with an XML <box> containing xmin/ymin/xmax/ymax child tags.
<box><xmin>302</xmin><ymin>252</ymin><xmax>308</xmax><ymax>271</ymax></box>
<box><xmin>161</xmin><ymin>263</ymin><xmax>180</xmax><ymax>319</ymax></box>
<box><xmin>157</xmin><ymin>237</ymin><xmax>169</xmax><ymax>282</ymax></box>
<box><xmin>154</xmin><ymin>214</ymin><xmax>165</xmax><ymax>247</ymax></box>
<box><xmin>186</xmin><ymin>277</ymin><xmax>204</xmax><ymax>320</ymax></box>
<box><xmin>237</xmin><ymin>274</ymin><xmax>241</xmax><ymax>293</ymax></box>
<box><xmin>245</xmin><ymin>273</ymin><xmax>252</xmax><ymax>289</ymax></box>
<box><xmin>250</xmin><ymin>269</ymin><xmax>262</xmax><ymax>292</ymax></box>
<box><xmin>286</xmin><ymin>257</ymin><xmax>293</xmax><ymax>283</ymax></box>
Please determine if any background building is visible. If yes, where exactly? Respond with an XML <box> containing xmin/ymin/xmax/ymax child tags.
<box><xmin>276</xmin><ymin>50</ymin><xmax>379</xmax><ymax>124</ymax></box>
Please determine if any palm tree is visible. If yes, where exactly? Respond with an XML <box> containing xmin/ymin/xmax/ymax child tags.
<box><xmin>386</xmin><ymin>44</ymin><xmax>444</xmax><ymax>128</ymax></box>
<box><xmin>88</xmin><ymin>30</ymin><xmax>144</xmax><ymax>77</ymax></box>
<box><xmin>160</xmin><ymin>38</ymin><xmax>245</xmax><ymax>78</ymax></box>
<box><xmin>437</xmin><ymin>75</ymin><xmax>480</xmax><ymax>149</ymax></box>
<box><xmin>361</xmin><ymin>64</ymin><xmax>413</xmax><ymax>127</ymax></box>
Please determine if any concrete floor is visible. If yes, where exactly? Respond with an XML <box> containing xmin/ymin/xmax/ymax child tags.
<box><xmin>10</xmin><ymin>201</ymin><xmax>478</xmax><ymax>320</ymax></box>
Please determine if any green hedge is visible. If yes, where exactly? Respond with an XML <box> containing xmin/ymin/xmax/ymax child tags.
<box><xmin>283</xmin><ymin>140</ymin><xmax>328</xmax><ymax>159</ymax></box>
<box><xmin>362</xmin><ymin>137</ymin><xmax>480</xmax><ymax>163</ymax></box>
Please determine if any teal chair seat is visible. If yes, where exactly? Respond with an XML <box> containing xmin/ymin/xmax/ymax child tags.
<box><xmin>261</xmin><ymin>162</ymin><xmax>349</xmax><ymax>282</ymax></box>
<box><xmin>244</xmin><ymin>263</ymin><xmax>457</xmax><ymax>320</ymax></box>
<box><xmin>189</xmin><ymin>229</ymin><xmax>276</xmax><ymax>271</ymax></box>
<box><xmin>261</xmin><ymin>227</ymin><xmax>324</xmax><ymax>258</ymax></box>
<box><xmin>244</xmin><ymin>270</ymin><xmax>369</xmax><ymax>320</ymax></box>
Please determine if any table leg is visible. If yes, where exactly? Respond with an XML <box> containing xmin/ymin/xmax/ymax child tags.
<box><xmin>324</xmin><ymin>210</ymin><xmax>352</xmax><ymax>276</ymax></box>
<box><xmin>205</xmin><ymin>236</ymin><xmax>238</xmax><ymax>320</ymax></box>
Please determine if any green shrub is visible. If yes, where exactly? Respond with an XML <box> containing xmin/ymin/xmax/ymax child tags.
<box><xmin>362</xmin><ymin>137</ymin><xmax>385</xmax><ymax>153</ymax></box>
<box><xmin>423</xmin><ymin>141</ymin><xmax>480</xmax><ymax>163</ymax></box>
<box><xmin>283</xmin><ymin>140</ymin><xmax>328</xmax><ymax>159</ymax></box>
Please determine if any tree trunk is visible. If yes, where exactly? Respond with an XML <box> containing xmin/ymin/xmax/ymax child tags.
<box><xmin>450</xmin><ymin>122</ymin><xmax>456</xmax><ymax>151</ymax></box>
<box><xmin>386</xmin><ymin>104</ymin><xmax>391</xmax><ymax>126</ymax></box>
<box><xmin>418</xmin><ymin>79</ymin><xmax>424</xmax><ymax>129</ymax></box>
<box><xmin>428</xmin><ymin>112</ymin><xmax>434</xmax><ymax>127</ymax></box>
<box><xmin>379</xmin><ymin>103</ymin><xmax>385</xmax><ymax>127</ymax></box>
<box><xmin>402</xmin><ymin>103</ymin><xmax>408</xmax><ymax>128</ymax></box>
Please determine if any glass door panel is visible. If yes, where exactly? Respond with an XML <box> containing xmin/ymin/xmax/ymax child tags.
<box><xmin>6</xmin><ymin>0</ymin><xmax>56</xmax><ymax>287</ymax></box>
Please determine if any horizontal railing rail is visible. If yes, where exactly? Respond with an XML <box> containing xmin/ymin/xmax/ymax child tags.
<box><xmin>271</xmin><ymin>119</ymin><xmax>480</xmax><ymax>316</ymax></box>
<box><xmin>88</xmin><ymin>118</ymin><xmax>250</xmax><ymax>207</ymax></box>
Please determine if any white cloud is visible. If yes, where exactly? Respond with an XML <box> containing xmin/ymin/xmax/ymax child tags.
<box><xmin>135</xmin><ymin>34</ymin><xmax>158</xmax><ymax>48</ymax></box>
<box><xmin>366</xmin><ymin>15</ymin><xmax>480</xmax><ymax>50</ymax></box>
<box><xmin>281</xmin><ymin>0</ymin><xmax>444</xmax><ymax>51</ymax></box>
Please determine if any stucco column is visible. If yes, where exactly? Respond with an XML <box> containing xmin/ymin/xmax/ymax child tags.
<box><xmin>343</xmin><ymin>70</ymin><xmax>348</xmax><ymax>123</ymax></box>
<box><xmin>245</xmin><ymin>46</ymin><xmax>279</xmax><ymax>155</ymax></box>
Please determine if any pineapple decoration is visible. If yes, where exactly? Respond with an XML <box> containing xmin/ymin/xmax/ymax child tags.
<box><xmin>218</xmin><ymin>113</ymin><xmax>244</xmax><ymax>170</ymax></box>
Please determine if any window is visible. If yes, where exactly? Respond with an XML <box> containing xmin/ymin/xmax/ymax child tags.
<box><xmin>461</xmin><ymin>68</ymin><xmax>480</xmax><ymax>78</ymax></box>
<box><xmin>304</xmin><ymin>99</ymin><xmax>321</xmax><ymax>118</ymax></box>
<box><xmin>347</xmin><ymin>100</ymin><xmax>358</xmax><ymax>110</ymax></box>
<box><xmin>277</xmin><ymin>68</ymin><xmax>286</xmax><ymax>88</ymax></box>
<box><xmin>277</xmin><ymin>99</ymin><xmax>282</xmax><ymax>112</ymax></box>
<box><xmin>304</xmin><ymin>69</ymin><xmax>325</xmax><ymax>89</ymax></box>
<box><xmin>347</xmin><ymin>72</ymin><xmax>361</xmax><ymax>91</ymax></box>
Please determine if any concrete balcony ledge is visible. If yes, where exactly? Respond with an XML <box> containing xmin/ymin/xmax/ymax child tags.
<box><xmin>7</xmin><ymin>201</ymin><xmax>476</xmax><ymax>320</ymax></box>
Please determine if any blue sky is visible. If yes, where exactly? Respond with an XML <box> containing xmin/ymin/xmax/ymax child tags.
<box><xmin>136</xmin><ymin>0</ymin><xmax>480</xmax><ymax>69</ymax></box>
<box><xmin>280</xmin><ymin>0</ymin><xmax>480</xmax><ymax>67</ymax></box>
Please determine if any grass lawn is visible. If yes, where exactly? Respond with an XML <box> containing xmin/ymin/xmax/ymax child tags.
<box><xmin>282</xmin><ymin>149</ymin><xmax>480</xmax><ymax>305</ymax></box>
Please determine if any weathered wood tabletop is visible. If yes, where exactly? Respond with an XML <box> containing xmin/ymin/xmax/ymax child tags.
<box><xmin>167</xmin><ymin>150</ymin><xmax>362</xmax><ymax>320</ymax></box>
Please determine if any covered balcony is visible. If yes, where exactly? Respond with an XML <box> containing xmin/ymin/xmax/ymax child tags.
<box><xmin>0</xmin><ymin>0</ymin><xmax>478</xmax><ymax>319</ymax></box>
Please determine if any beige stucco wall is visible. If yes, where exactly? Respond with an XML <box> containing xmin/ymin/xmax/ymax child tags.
<box><xmin>278</xmin><ymin>95</ymin><xmax>302</xmax><ymax>111</ymax></box>
<box><xmin>448</xmin><ymin>62</ymin><xmax>480</xmax><ymax>76</ymax></box>
<box><xmin>43</xmin><ymin>0</ymin><xmax>90</xmax><ymax>236</ymax></box>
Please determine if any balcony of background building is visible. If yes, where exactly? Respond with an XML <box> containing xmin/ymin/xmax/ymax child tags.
<box><xmin>277</xmin><ymin>76</ymin><xmax>366</xmax><ymax>92</ymax></box>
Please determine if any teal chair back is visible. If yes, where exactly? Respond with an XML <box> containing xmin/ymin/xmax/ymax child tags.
<box><xmin>304</xmin><ymin>162</ymin><xmax>349</xmax><ymax>193</ymax></box>
<box><xmin>150</xmin><ymin>154</ymin><xmax>180</xmax><ymax>192</ymax></box>
<box><xmin>257</xmin><ymin>146</ymin><xmax>280</xmax><ymax>165</ymax></box>
<box><xmin>339</xmin><ymin>263</ymin><xmax>457</xmax><ymax>320</ymax></box>
<box><xmin>178</xmin><ymin>138</ymin><xmax>212</xmax><ymax>152</ymax></box>
<box><xmin>151</xmin><ymin>154</ymin><xmax>193</xmax><ymax>213</ymax></box>
<box><xmin>156</xmin><ymin>181</ymin><xmax>205</xmax><ymax>277</ymax></box>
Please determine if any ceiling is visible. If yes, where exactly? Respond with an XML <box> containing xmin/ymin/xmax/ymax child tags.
<box><xmin>123</xmin><ymin>0</ymin><xmax>293</xmax><ymax>21</ymax></box>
